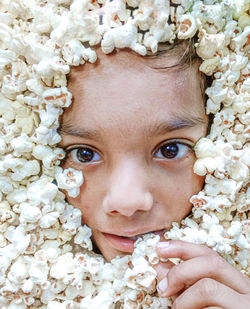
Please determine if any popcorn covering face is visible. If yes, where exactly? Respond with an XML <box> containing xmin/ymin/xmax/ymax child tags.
<box><xmin>0</xmin><ymin>0</ymin><xmax>249</xmax><ymax>308</ymax></box>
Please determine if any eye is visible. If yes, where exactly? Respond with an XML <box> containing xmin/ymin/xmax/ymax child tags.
<box><xmin>154</xmin><ymin>142</ymin><xmax>191</xmax><ymax>160</ymax></box>
<box><xmin>69</xmin><ymin>147</ymin><xmax>101</xmax><ymax>164</ymax></box>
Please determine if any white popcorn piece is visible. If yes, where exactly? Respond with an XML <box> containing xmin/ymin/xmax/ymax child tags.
<box><xmin>193</xmin><ymin>157</ymin><xmax>218</xmax><ymax>176</ymax></box>
<box><xmin>62</xmin><ymin>39</ymin><xmax>97</xmax><ymax>66</ymax></box>
<box><xmin>33</xmin><ymin>125</ymin><xmax>61</xmax><ymax>146</ymax></box>
<box><xmin>42</xmin><ymin>87</ymin><xmax>72</xmax><ymax>108</ymax></box>
<box><xmin>80</xmin><ymin>290</ymin><xmax>114</xmax><ymax>309</ymax></box>
<box><xmin>74</xmin><ymin>225</ymin><xmax>93</xmax><ymax>250</ymax></box>
<box><xmin>177</xmin><ymin>14</ymin><xmax>197</xmax><ymax>39</ymax></box>
<box><xmin>39</xmin><ymin>212</ymin><xmax>60</xmax><ymax>229</ymax></box>
<box><xmin>39</xmin><ymin>103</ymin><xmax>62</xmax><ymax>128</ymax></box>
<box><xmin>0</xmin><ymin>137</ymin><xmax>8</xmax><ymax>155</ymax></box>
<box><xmin>143</xmin><ymin>23</ymin><xmax>176</xmax><ymax>53</ymax></box>
<box><xmin>101</xmin><ymin>20</ymin><xmax>147</xmax><ymax>55</ymax></box>
<box><xmin>10</xmin><ymin>134</ymin><xmax>33</xmax><ymax>154</ymax></box>
<box><xmin>27</xmin><ymin>179</ymin><xmax>58</xmax><ymax>205</ymax></box>
<box><xmin>0</xmin><ymin>95</ymin><xmax>16</xmax><ymax>121</ymax></box>
<box><xmin>2</xmin><ymin>72</ymin><xmax>28</xmax><ymax>101</ymax></box>
<box><xmin>101</xmin><ymin>0</ymin><xmax>128</xmax><ymax>28</ymax></box>
<box><xmin>8</xmin><ymin>260</ymin><xmax>28</xmax><ymax>284</ymax></box>
<box><xmin>56</xmin><ymin>168</ymin><xmax>83</xmax><ymax>198</ymax></box>
<box><xmin>32</xmin><ymin>145</ymin><xmax>54</xmax><ymax>161</ymax></box>
<box><xmin>196</xmin><ymin>30</ymin><xmax>225</xmax><ymax>59</ymax></box>
<box><xmin>50</xmin><ymin>253</ymin><xmax>75</xmax><ymax>279</ymax></box>
<box><xmin>231</xmin><ymin>25</ymin><xmax>250</xmax><ymax>52</ymax></box>
<box><xmin>29</xmin><ymin>260</ymin><xmax>49</xmax><ymax>285</ymax></box>
<box><xmin>19</xmin><ymin>203</ymin><xmax>42</xmax><ymax>224</ymax></box>
<box><xmin>11</xmin><ymin>160</ymin><xmax>40</xmax><ymax>181</ymax></box>
<box><xmin>26</xmin><ymin>78</ymin><xmax>45</xmax><ymax>96</ymax></box>
<box><xmin>3</xmin><ymin>225</ymin><xmax>29</xmax><ymax>254</ymax></box>
<box><xmin>33</xmin><ymin>56</ymin><xmax>70</xmax><ymax>86</ymax></box>
<box><xmin>0</xmin><ymin>177</ymin><xmax>14</xmax><ymax>195</ymax></box>
<box><xmin>125</xmin><ymin>256</ymin><xmax>157</xmax><ymax>290</ymax></box>
<box><xmin>42</xmin><ymin>148</ymin><xmax>65</xmax><ymax>169</ymax></box>
<box><xmin>199</xmin><ymin>56</ymin><xmax>220</xmax><ymax>76</ymax></box>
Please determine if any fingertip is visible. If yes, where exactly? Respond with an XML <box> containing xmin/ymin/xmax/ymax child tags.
<box><xmin>157</xmin><ymin>240</ymin><xmax>171</xmax><ymax>250</ymax></box>
<box><xmin>157</xmin><ymin>277</ymin><xmax>168</xmax><ymax>295</ymax></box>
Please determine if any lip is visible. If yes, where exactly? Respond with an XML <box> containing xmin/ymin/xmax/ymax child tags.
<box><xmin>102</xmin><ymin>229</ymin><xmax>165</xmax><ymax>254</ymax></box>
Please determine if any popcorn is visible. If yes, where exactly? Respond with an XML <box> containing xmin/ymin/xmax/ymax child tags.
<box><xmin>11</xmin><ymin>134</ymin><xmax>33</xmax><ymax>154</ymax></box>
<box><xmin>27</xmin><ymin>179</ymin><xmax>58</xmax><ymax>205</ymax></box>
<box><xmin>33</xmin><ymin>56</ymin><xmax>70</xmax><ymax>86</ymax></box>
<box><xmin>8</xmin><ymin>260</ymin><xmax>29</xmax><ymax>284</ymax></box>
<box><xmin>177</xmin><ymin>14</ymin><xmax>197</xmax><ymax>39</ymax></box>
<box><xmin>124</xmin><ymin>256</ymin><xmax>157</xmax><ymax>291</ymax></box>
<box><xmin>74</xmin><ymin>225</ymin><xmax>93</xmax><ymax>250</ymax></box>
<box><xmin>55</xmin><ymin>168</ymin><xmax>84</xmax><ymax>198</ymax></box>
<box><xmin>33</xmin><ymin>125</ymin><xmax>61</xmax><ymax>145</ymax></box>
<box><xmin>42</xmin><ymin>87</ymin><xmax>72</xmax><ymax>108</ymax></box>
<box><xmin>0</xmin><ymin>0</ymin><xmax>249</xmax><ymax>308</ymax></box>
<box><xmin>62</xmin><ymin>40</ymin><xmax>97</xmax><ymax>65</ymax></box>
<box><xmin>101</xmin><ymin>20</ymin><xmax>147</xmax><ymax>55</ymax></box>
<box><xmin>39</xmin><ymin>103</ymin><xmax>62</xmax><ymax>128</ymax></box>
<box><xmin>19</xmin><ymin>203</ymin><xmax>42</xmax><ymax>224</ymax></box>
<box><xmin>29</xmin><ymin>261</ymin><xmax>50</xmax><ymax>285</ymax></box>
<box><xmin>196</xmin><ymin>30</ymin><xmax>226</xmax><ymax>59</ymax></box>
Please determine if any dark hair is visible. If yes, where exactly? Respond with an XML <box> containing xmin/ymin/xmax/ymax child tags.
<box><xmin>145</xmin><ymin>38</ymin><xmax>198</xmax><ymax>67</ymax></box>
<box><xmin>143</xmin><ymin>38</ymin><xmax>213</xmax><ymax>133</ymax></box>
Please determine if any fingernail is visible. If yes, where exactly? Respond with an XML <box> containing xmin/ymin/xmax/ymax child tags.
<box><xmin>157</xmin><ymin>277</ymin><xmax>168</xmax><ymax>294</ymax></box>
<box><xmin>157</xmin><ymin>241</ymin><xmax>171</xmax><ymax>249</ymax></box>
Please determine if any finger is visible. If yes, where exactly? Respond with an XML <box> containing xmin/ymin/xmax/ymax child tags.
<box><xmin>157</xmin><ymin>254</ymin><xmax>250</xmax><ymax>297</ymax></box>
<box><xmin>172</xmin><ymin>278</ymin><xmax>249</xmax><ymax>309</ymax></box>
<box><xmin>156</xmin><ymin>240</ymin><xmax>216</xmax><ymax>260</ymax></box>
<box><xmin>153</xmin><ymin>259</ymin><xmax>174</xmax><ymax>281</ymax></box>
<box><xmin>156</xmin><ymin>240</ymin><xmax>250</xmax><ymax>295</ymax></box>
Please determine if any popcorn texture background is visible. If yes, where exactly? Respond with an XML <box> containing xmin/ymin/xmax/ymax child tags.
<box><xmin>0</xmin><ymin>0</ymin><xmax>249</xmax><ymax>308</ymax></box>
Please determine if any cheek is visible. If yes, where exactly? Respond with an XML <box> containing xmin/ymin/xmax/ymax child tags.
<box><xmin>174</xmin><ymin>169</ymin><xmax>205</xmax><ymax>199</ymax></box>
<box><xmin>154</xmin><ymin>166</ymin><xmax>205</xmax><ymax>217</ymax></box>
<box><xmin>65</xmin><ymin>178</ymin><xmax>104</xmax><ymax>227</ymax></box>
<box><xmin>155</xmin><ymin>156</ymin><xmax>204</xmax><ymax>193</ymax></box>
<box><xmin>65</xmin><ymin>186</ymin><xmax>92</xmax><ymax>223</ymax></box>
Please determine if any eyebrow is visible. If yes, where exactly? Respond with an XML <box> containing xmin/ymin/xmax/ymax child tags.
<box><xmin>59</xmin><ymin>123</ymin><xmax>102</xmax><ymax>140</ymax></box>
<box><xmin>148</xmin><ymin>115</ymin><xmax>207</xmax><ymax>136</ymax></box>
<box><xmin>59</xmin><ymin>114</ymin><xmax>207</xmax><ymax>140</ymax></box>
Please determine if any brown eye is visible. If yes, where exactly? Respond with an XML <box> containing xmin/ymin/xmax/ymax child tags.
<box><xmin>154</xmin><ymin>142</ymin><xmax>190</xmax><ymax>160</ymax></box>
<box><xmin>70</xmin><ymin>147</ymin><xmax>101</xmax><ymax>164</ymax></box>
<box><xmin>160</xmin><ymin>143</ymin><xmax>179</xmax><ymax>159</ymax></box>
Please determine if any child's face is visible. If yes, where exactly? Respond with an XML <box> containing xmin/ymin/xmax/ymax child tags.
<box><xmin>59</xmin><ymin>49</ymin><xmax>208</xmax><ymax>261</ymax></box>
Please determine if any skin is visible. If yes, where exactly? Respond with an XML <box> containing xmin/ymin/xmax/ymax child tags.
<box><xmin>59</xmin><ymin>48</ymin><xmax>250</xmax><ymax>307</ymax></box>
<box><xmin>155</xmin><ymin>240</ymin><xmax>250</xmax><ymax>308</ymax></box>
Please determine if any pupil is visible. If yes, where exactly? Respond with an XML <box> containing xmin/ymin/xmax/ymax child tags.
<box><xmin>77</xmin><ymin>148</ymin><xmax>93</xmax><ymax>162</ymax></box>
<box><xmin>161</xmin><ymin>143</ymin><xmax>178</xmax><ymax>159</ymax></box>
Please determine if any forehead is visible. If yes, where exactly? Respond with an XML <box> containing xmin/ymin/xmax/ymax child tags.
<box><xmin>64</xmin><ymin>48</ymin><xmax>206</xmax><ymax>131</ymax></box>
<box><xmin>68</xmin><ymin>47</ymin><xmax>199</xmax><ymax>92</ymax></box>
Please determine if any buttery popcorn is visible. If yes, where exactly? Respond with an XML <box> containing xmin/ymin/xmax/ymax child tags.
<box><xmin>0</xmin><ymin>0</ymin><xmax>249</xmax><ymax>308</ymax></box>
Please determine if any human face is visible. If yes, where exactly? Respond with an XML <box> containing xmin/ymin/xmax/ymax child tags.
<box><xmin>59</xmin><ymin>49</ymin><xmax>208</xmax><ymax>262</ymax></box>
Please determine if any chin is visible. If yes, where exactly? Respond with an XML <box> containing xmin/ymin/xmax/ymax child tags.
<box><xmin>102</xmin><ymin>248</ymin><xmax>128</xmax><ymax>262</ymax></box>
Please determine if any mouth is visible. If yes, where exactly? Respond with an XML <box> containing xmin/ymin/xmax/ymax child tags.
<box><xmin>102</xmin><ymin>230</ymin><xmax>165</xmax><ymax>254</ymax></box>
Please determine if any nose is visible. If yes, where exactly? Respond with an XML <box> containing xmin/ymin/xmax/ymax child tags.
<box><xmin>102</xmin><ymin>158</ymin><xmax>154</xmax><ymax>217</ymax></box>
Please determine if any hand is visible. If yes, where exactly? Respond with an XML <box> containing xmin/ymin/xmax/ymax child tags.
<box><xmin>154</xmin><ymin>240</ymin><xmax>250</xmax><ymax>309</ymax></box>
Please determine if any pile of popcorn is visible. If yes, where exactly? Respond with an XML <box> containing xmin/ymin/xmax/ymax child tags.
<box><xmin>0</xmin><ymin>0</ymin><xmax>249</xmax><ymax>308</ymax></box>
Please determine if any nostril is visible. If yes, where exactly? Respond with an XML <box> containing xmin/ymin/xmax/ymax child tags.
<box><xmin>110</xmin><ymin>210</ymin><xmax>119</xmax><ymax>214</ymax></box>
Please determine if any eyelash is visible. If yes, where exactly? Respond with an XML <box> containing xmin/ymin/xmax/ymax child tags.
<box><xmin>153</xmin><ymin>140</ymin><xmax>193</xmax><ymax>161</ymax></box>
<box><xmin>64</xmin><ymin>140</ymin><xmax>193</xmax><ymax>166</ymax></box>
<box><xmin>65</xmin><ymin>146</ymin><xmax>101</xmax><ymax>165</ymax></box>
